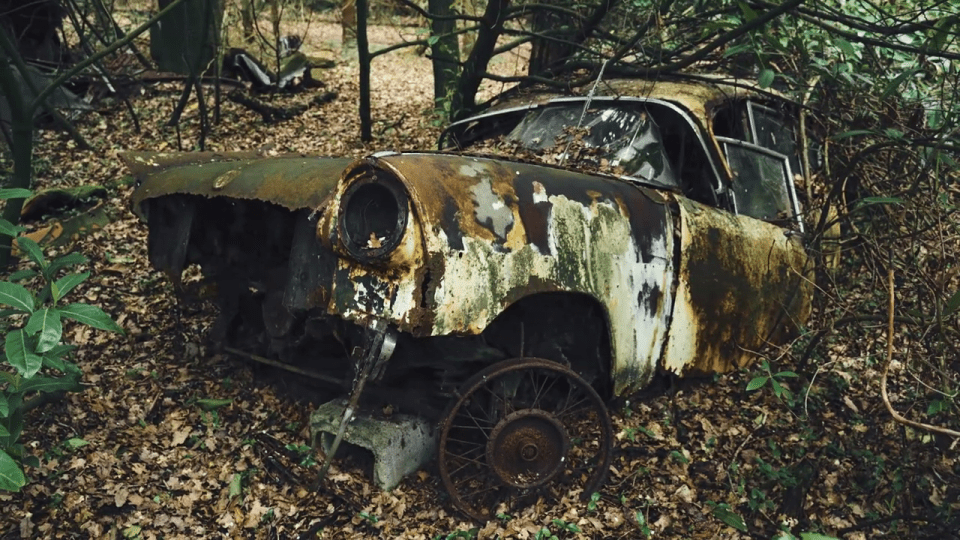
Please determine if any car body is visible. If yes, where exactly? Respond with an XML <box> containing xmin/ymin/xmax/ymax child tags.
<box><xmin>127</xmin><ymin>75</ymin><xmax>813</xmax><ymax>520</ymax></box>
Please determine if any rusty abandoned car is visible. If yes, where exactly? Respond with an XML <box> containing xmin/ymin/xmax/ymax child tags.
<box><xmin>126</xmin><ymin>75</ymin><xmax>813</xmax><ymax>521</ymax></box>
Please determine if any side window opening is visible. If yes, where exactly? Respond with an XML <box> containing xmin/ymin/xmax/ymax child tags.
<box><xmin>713</xmin><ymin>100</ymin><xmax>803</xmax><ymax>230</ymax></box>
<box><xmin>747</xmin><ymin>102</ymin><xmax>804</xmax><ymax>181</ymax></box>
<box><xmin>440</xmin><ymin>110</ymin><xmax>528</xmax><ymax>150</ymax></box>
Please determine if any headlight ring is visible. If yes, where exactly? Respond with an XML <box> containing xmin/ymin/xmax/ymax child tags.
<box><xmin>338</xmin><ymin>170</ymin><xmax>409</xmax><ymax>262</ymax></box>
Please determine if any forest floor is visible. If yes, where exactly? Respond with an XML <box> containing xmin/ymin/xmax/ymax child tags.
<box><xmin>0</xmin><ymin>12</ymin><xmax>958</xmax><ymax>540</ymax></box>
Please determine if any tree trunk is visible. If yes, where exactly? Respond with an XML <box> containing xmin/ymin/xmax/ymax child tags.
<box><xmin>528</xmin><ymin>0</ymin><xmax>572</xmax><ymax>77</ymax></box>
<box><xmin>150</xmin><ymin>0</ymin><xmax>223</xmax><ymax>75</ymax></box>
<box><xmin>453</xmin><ymin>0</ymin><xmax>510</xmax><ymax>120</ymax></box>
<box><xmin>0</xmin><ymin>35</ymin><xmax>34</xmax><ymax>267</ymax></box>
<box><xmin>341</xmin><ymin>0</ymin><xmax>357</xmax><ymax>54</ymax></box>
<box><xmin>357</xmin><ymin>0</ymin><xmax>370</xmax><ymax>141</ymax></box>
<box><xmin>429</xmin><ymin>0</ymin><xmax>460</xmax><ymax>117</ymax></box>
<box><xmin>241</xmin><ymin>0</ymin><xmax>256</xmax><ymax>45</ymax></box>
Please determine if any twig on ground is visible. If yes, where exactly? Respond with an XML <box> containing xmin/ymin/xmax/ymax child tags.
<box><xmin>882</xmin><ymin>266</ymin><xmax>960</xmax><ymax>438</ymax></box>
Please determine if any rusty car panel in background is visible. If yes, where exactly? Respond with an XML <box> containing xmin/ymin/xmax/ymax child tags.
<box><xmin>125</xmin><ymin>152</ymin><xmax>352</xmax><ymax>211</ymax></box>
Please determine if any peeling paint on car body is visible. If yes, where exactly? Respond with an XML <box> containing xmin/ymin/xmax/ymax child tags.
<box><xmin>663</xmin><ymin>196</ymin><xmax>811</xmax><ymax>375</ymax></box>
<box><xmin>321</xmin><ymin>153</ymin><xmax>676</xmax><ymax>394</ymax></box>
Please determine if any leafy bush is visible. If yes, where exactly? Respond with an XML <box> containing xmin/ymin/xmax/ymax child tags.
<box><xmin>0</xmin><ymin>188</ymin><xmax>123</xmax><ymax>492</ymax></box>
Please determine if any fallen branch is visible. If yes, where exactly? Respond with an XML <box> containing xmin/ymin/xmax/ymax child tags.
<box><xmin>226</xmin><ymin>89</ymin><xmax>307</xmax><ymax>123</ymax></box>
<box><xmin>882</xmin><ymin>266</ymin><xmax>960</xmax><ymax>438</ymax></box>
<box><xmin>224</xmin><ymin>346</ymin><xmax>343</xmax><ymax>387</ymax></box>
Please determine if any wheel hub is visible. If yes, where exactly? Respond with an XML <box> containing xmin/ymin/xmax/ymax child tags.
<box><xmin>486</xmin><ymin>409</ymin><xmax>570</xmax><ymax>489</ymax></box>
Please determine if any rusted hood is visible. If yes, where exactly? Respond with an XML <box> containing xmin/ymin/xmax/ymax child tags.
<box><xmin>124</xmin><ymin>151</ymin><xmax>353</xmax><ymax>211</ymax></box>
<box><xmin>372</xmin><ymin>152</ymin><xmax>669</xmax><ymax>253</ymax></box>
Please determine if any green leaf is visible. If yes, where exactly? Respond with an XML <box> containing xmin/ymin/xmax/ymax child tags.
<box><xmin>771</xmin><ymin>378</ymin><xmax>785</xmax><ymax>397</ymax></box>
<box><xmin>834</xmin><ymin>38</ymin><xmax>857</xmax><ymax>58</ymax></box>
<box><xmin>712</xmin><ymin>505</ymin><xmax>747</xmax><ymax>532</ymax></box>
<box><xmin>64</xmin><ymin>437</ymin><xmax>89</xmax><ymax>450</ymax></box>
<box><xmin>59</xmin><ymin>303</ymin><xmax>124</xmax><ymax>334</ymax></box>
<box><xmin>47</xmin><ymin>253</ymin><xmax>88</xmax><ymax>276</ymax></box>
<box><xmin>737</xmin><ymin>1</ymin><xmax>757</xmax><ymax>21</ymax></box>
<box><xmin>857</xmin><ymin>196</ymin><xmax>903</xmax><ymax>207</ymax></box>
<box><xmin>746</xmin><ymin>376</ymin><xmax>769</xmax><ymax>392</ymax></box>
<box><xmin>943</xmin><ymin>289</ymin><xmax>960</xmax><ymax>316</ymax></box>
<box><xmin>5</xmin><ymin>268</ymin><xmax>37</xmax><ymax>282</ymax></box>
<box><xmin>0</xmin><ymin>188</ymin><xmax>31</xmax><ymax>200</ymax></box>
<box><xmin>881</xmin><ymin>68</ymin><xmax>920</xmax><ymax>99</ymax></box>
<box><xmin>800</xmin><ymin>534</ymin><xmax>841</xmax><ymax>540</ymax></box>
<box><xmin>19</xmin><ymin>375</ymin><xmax>83</xmax><ymax>394</ymax></box>
<box><xmin>774</xmin><ymin>370</ymin><xmax>799</xmax><ymax>378</ymax></box>
<box><xmin>0</xmin><ymin>448</ymin><xmax>26</xmax><ymax>492</ymax></box>
<box><xmin>758</xmin><ymin>68</ymin><xmax>775</xmax><ymax>88</ymax></box>
<box><xmin>197</xmin><ymin>398</ymin><xmax>233</xmax><ymax>411</ymax></box>
<box><xmin>41</xmin><ymin>352</ymin><xmax>66</xmax><ymax>372</ymax></box>
<box><xmin>25</xmin><ymin>308</ymin><xmax>62</xmax><ymax>353</ymax></box>
<box><xmin>883</xmin><ymin>128</ymin><xmax>904</xmax><ymax>140</ymax></box>
<box><xmin>229</xmin><ymin>473</ymin><xmax>242</xmax><ymax>499</ymax></box>
<box><xmin>0</xmin><ymin>219</ymin><xmax>24</xmax><ymax>238</ymax></box>
<box><xmin>5</xmin><ymin>329</ymin><xmax>42</xmax><ymax>379</ymax></box>
<box><xmin>427</xmin><ymin>35</ymin><xmax>439</xmax><ymax>46</ymax></box>
<box><xmin>722</xmin><ymin>42</ymin><xmax>752</xmax><ymax>58</ymax></box>
<box><xmin>0</xmin><ymin>393</ymin><xmax>7</xmax><ymax>417</ymax></box>
<box><xmin>926</xmin><ymin>399</ymin><xmax>948</xmax><ymax>417</ymax></box>
<box><xmin>15</xmin><ymin>237</ymin><xmax>46</xmax><ymax>270</ymax></box>
<box><xmin>0</xmin><ymin>424</ymin><xmax>7</xmax><ymax>437</ymax></box>
<box><xmin>52</xmin><ymin>272</ymin><xmax>89</xmax><ymax>303</ymax></box>
<box><xmin>0</xmin><ymin>282</ymin><xmax>35</xmax><ymax>313</ymax></box>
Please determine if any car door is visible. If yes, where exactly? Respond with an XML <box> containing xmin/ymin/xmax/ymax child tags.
<box><xmin>662</xmin><ymin>100</ymin><xmax>811</xmax><ymax>376</ymax></box>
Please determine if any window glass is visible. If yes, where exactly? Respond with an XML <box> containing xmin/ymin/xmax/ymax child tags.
<box><xmin>749</xmin><ymin>103</ymin><xmax>803</xmax><ymax>180</ymax></box>
<box><xmin>507</xmin><ymin>104</ymin><xmax>679</xmax><ymax>188</ymax></box>
<box><xmin>723</xmin><ymin>142</ymin><xmax>792</xmax><ymax>222</ymax></box>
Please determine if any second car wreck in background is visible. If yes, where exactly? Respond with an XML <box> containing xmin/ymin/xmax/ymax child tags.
<box><xmin>126</xmin><ymin>75</ymin><xmax>813</xmax><ymax>521</ymax></box>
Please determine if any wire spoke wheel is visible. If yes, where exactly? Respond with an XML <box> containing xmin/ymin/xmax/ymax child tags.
<box><xmin>438</xmin><ymin>358</ymin><xmax>613</xmax><ymax>522</ymax></box>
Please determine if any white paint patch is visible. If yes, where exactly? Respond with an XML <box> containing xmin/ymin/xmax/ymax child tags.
<box><xmin>428</xmin><ymin>191</ymin><xmax>674</xmax><ymax>394</ymax></box>
<box><xmin>470</xmin><ymin>175</ymin><xmax>514</xmax><ymax>241</ymax></box>
<box><xmin>532</xmin><ymin>181</ymin><xmax>548</xmax><ymax>204</ymax></box>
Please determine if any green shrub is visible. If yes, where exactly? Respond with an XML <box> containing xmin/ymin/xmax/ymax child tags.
<box><xmin>0</xmin><ymin>188</ymin><xmax>123</xmax><ymax>492</ymax></box>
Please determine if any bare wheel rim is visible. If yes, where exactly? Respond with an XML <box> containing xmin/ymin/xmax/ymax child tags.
<box><xmin>438</xmin><ymin>358</ymin><xmax>614</xmax><ymax>522</ymax></box>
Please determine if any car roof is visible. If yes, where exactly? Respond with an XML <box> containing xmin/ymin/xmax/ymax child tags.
<box><xmin>484</xmin><ymin>74</ymin><xmax>787</xmax><ymax>129</ymax></box>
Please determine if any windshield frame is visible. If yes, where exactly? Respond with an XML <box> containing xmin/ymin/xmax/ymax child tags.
<box><xmin>439</xmin><ymin>96</ymin><xmax>726</xmax><ymax>193</ymax></box>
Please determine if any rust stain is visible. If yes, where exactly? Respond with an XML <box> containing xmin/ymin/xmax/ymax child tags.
<box><xmin>128</xmin><ymin>153</ymin><xmax>353</xmax><ymax>212</ymax></box>
<box><xmin>662</xmin><ymin>196</ymin><xmax>811</xmax><ymax>376</ymax></box>
<box><xmin>323</xmin><ymin>153</ymin><xmax>676</xmax><ymax>393</ymax></box>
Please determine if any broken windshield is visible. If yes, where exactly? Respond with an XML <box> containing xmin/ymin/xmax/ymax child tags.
<box><xmin>506</xmin><ymin>103</ymin><xmax>679</xmax><ymax>188</ymax></box>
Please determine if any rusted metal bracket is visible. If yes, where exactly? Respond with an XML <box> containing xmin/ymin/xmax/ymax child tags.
<box><xmin>314</xmin><ymin>318</ymin><xmax>397</xmax><ymax>488</ymax></box>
